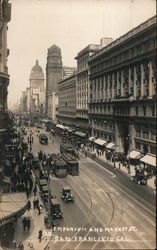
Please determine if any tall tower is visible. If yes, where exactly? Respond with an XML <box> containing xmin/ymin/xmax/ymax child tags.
<box><xmin>29</xmin><ymin>60</ymin><xmax>45</xmax><ymax>113</ymax></box>
<box><xmin>46</xmin><ymin>44</ymin><xmax>63</xmax><ymax>114</ymax></box>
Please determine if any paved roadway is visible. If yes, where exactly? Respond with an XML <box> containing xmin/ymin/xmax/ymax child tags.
<box><xmin>27</xmin><ymin>127</ymin><xmax>156</xmax><ymax>250</ymax></box>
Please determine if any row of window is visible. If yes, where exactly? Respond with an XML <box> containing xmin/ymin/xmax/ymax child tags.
<box><xmin>89</xmin><ymin>104</ymin><xmax>155</xmax><ymax>117</ymax></box>
<box><xmin>135</xmin><ymin>142</ymin><xmax>156</xmax><ymax>155</ymax></box>
<box><xmin>90</xmin><ymin>39</ymin><xmax>156</xmax><ymax>74</ymax></box>
<box><xmin>136</xmin><ymin>130</ymin><xmax>156</xmax><ymax>141</ymax></box>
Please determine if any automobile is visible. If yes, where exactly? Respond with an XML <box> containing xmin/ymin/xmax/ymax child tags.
<box><xmin>50</xmin><ymin>198</ymin><xmax>63</xmax><ymax>219</ymax></box>
<box><xmin>39</xmin><ymin>134</ymin><xmax>48</xmax><ymax>145</ymax></box>
<box><xmin>61</xmin><ymin>186</ymin><xmax>74</xmax><ymax>202</ymax></box>
<box><xmin>131</xmin><ymin>174</ymin><xmax>147</xmax><ymax>185</ymax></box>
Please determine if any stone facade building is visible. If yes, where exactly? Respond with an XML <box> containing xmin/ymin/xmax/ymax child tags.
<box><xmin>29</xmin><ymin>60</ymin><xmax>45</xmax><ymax>114</ymax></box>
<box><xmin>88</xmin><ymin>16</ymin><xmax>156</xmax><ymax>156</ymax></box>
<box><xmin>0</xmin><ymin>0</ymin><xmax>11</xmax><ymax>146</ymax></box>
<box><xmin>58</xmin><ymin>74</ymin><xmax>76</xmax><ymax>126</ymax></box>
<box><xmin>75</xmin><ymin>38</ymin><xmax>113</xmax><ymax>134</ymax></box>
<box><xmin>46</xmin><ymin>44</ymin><xmax>63</xmax><ymax>120</ymax></box>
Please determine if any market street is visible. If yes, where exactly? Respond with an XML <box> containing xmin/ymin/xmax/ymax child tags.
<box><xmin>28</xmin><ymin>127</ymin><xmax>156</xmax><ymax>250</ymax></box>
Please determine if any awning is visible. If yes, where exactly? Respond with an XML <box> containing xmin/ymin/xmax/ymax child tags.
<box><xmin>89</xmin><ymin>137</ymin><xmax>96</xmax><ymax>141</ymax></box>
<box><xmin>94</xmin><ymin>138</ymin><xmax>107</xmax><ymax>146</ymax></box>
<box><xmin>129</xmin><ymin>150</ymin><xmax>141</xmax><ymax>159</ymax></box>
<box><xmin>106</xmin><ymin>143</ymin><xmax>115</xmax><ymax>150</ymax></box>
<box><xmin>140</xmin><ymin>154</ymin><xmax>156</xmax><ymax>167</ymax></box>
<box><xmin>3</xmin><ymin>176</ymin><xmax>11</xmax><ymax>184</ymax></box>
<box><xmin>74</xmin><ymin>131</ymin><xmax>87</xmax><ymax>138</ymax></box>
<box><xmin>56</xmin><ymin>124</ymin><xmax>65</xmax><ymax>130</ymax></box>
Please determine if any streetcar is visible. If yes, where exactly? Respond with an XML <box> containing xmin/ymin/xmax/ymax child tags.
<box><xmin>61</xmin><ymin>153</ymin><xmax>79</xmax><ymax>176</ymax></box>
<box><xmin>53</xmin><ymin>157</ymin><xmax>68</xmax><ymax>178</ymax></box>
<box><xmin>60</xmin><ymin>143</ymin><xmax>75</xmax><ymax>156</ymax></box>
<box><xmin>39</xmin><ymin>134</ymin><xmax>48</xmax><ymax>145</ymax></box>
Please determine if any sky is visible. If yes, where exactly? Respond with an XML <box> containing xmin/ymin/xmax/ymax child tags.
<box><xmin>7</xmin><ymin>0</ymin><xmax>156</xmax><ymax>106</ymax></box>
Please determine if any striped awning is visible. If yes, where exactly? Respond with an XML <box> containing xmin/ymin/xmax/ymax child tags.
<box><xmin>129</xmin><ymin>150</ymin><xmax>141</xmax><ymax>159</ymax></box>
<box><xmin>140</xmin><ymin>154</ymin><xmax>156</xmax><ymax>167</ymax></box>
<box><xmin>106</xmin><ymin>143</ymin><xmax>115</xmax><ymax>150</ymax></box>
<box><xmin>74</xmin><ymin>131</ymin><xmax>87</xmax><ymax>138</ymax></box>
<box><xmin>89</xmin><ymin>137</ymin><xmax>96</xmax><ymax>141</ymax></box>
<box><xmin>94</xmin><ymin>138</ymin><xmax>107</xmax><ymax>146</ymax></box>
<box><xmin>56</xmin><ymin>124</ymin><xmax>65</xmax><ymax>129</ymax></box>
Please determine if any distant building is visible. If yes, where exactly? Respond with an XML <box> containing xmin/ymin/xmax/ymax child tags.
<box><xmin>46</xmin><ymin>44</ymin><xmax>63</xmax><ymax>120</ymax></box>
<box><xmin>75</xmin><ymin>38</ymin><xmax>113</xmax><ymax>134</ymax></box>
<box><xmin>19</xmin><ymin>90</ymin><xmax>27</xmax><ymax>114</ymax></box>
<box><xmin>0</xmin><ymin>0</ymin><xmax>11</xmax><ymax>146</ymax></box>
<box><xmin>29</xmin><ymin>60</ymin><xmax>45</xmax><ymax>114</ymax></box>
<box><xmin>62</xmin><ymin>66</ymin><xmax>76</xmax><ymax>79</ymax></box>
<box><xmin>58</xmin><ymin>73</ymin><xmax>76</xmax><ymax>126</ymax></box>
<box><xmin>88</xmin><ymin>16</ymin><xmax>156</xmax><ymax>156</ymax></box>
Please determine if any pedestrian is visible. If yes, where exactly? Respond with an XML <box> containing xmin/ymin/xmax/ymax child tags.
<box><xmin>37</xmin><ymin>204</ymin><xmax>42</xmax><ymax>215</ymax></box>
<box><xmin>22</xmin><ymin>217</ymin><xmax>27</xmax><ymax>231</ymax></box>
<box><xmin>26</xmin><ymin>217</ymin><xmax>31</xmax><ymax>231</ymax></box>
<box><xmin>18</xmin><ymin>242</ymin><xmax>24</xmax><ymax>250</ymax></box>
<box><xmin>38</xmin><ymin>228</ymin><xmax>43</xmax><ymax>242</ymax></box>
<box><xmin>33</xmin><ymin>198</ymin><xmax>36</xmax><ymax>210</ymax></box>
<box><xmin>33</xmin><ymin>185</ymin><xmax>37</xmax><ymax>196</ymax></box>
<box><xmin>25</xmin><ymin>187</ymin><xmax>29</xmax><ymax>199</ymax></box>
<box><xmin>36</xmin><ymin>197</ymin><xmax>39</xmax><ymax>208</ymax></box>
<box><xmin>27</xmin><ymin>200</ymin><xmax>31</xmax><ymax>211</ymax></box>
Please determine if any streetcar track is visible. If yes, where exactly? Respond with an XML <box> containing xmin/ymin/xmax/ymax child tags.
<box><xmin>82</xmin><ymin>158</ymin><xmax>156</xmax><ymax>216</ymax></box>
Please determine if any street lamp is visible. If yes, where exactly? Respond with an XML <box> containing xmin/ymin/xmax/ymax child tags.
<box><xmin>27</xmin><ymin>132</ymin><xmax>33</xmax><ymax>154</ymax></box>
<box><xmin>127</xmin><ymin>134</ymin><xmax>131</xmax><ymax>174</ymax></box>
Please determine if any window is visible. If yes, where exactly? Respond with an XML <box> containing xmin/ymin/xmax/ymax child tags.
<box><xmin>135</xmin><ymin>142</ymin><xmax>141</xmax><ymax>150</ymax></box>
<box><xmin>142</xmin><ymin>131</ymin><xmax>149</xmax><ymax>140</ymax></box>
<box><xmin>150</xmin><ymin>146</ymin><xmax>156</xmax><ymax>155</ymax></box>
<box><xmin>0</xmin><ymin>86</ymin><xmax>2</xmax><ymax>105</ymax></box>
<box><xmin>143</xmin><ymin>106</ymin><xmax>146</xmax><ymax>116</ymax></box>
<box><xmin>151</xmin><ymin>106</ymin><xmax>155</xmax><ymax>117</ymax></box>
<box><xmin>151</xmin><ymin>133</ymin><xmax>156</xmax><ymax>141</ymax></box>
<box><xmin>136</xmin><ymin>130</ymin><xmax>141</xmax><ymax>138</ymax></box>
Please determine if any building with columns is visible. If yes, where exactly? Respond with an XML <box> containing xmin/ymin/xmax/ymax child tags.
<box><xmin>29</xmin><ymin>60</ymin><xmax>45</xmax><ymax>114</ymax></box>
<box><xmin>88</xmin><ymin>15</ymin><xmax>156</xmax><ymax>156</ymax></box>
<box><xmin>75</xmin><ymin>38</ymin><xmax>113</xmax><ymax>134</ymax></box>
<box><xmin>0</xmin><ymin>0</ymin><xmax>11</xmax><ymax>146</ymax></box>
<box><xmin>58</xmin><ymin>73</ymin><xmax>76</xmax><ymax>126</ymax></box>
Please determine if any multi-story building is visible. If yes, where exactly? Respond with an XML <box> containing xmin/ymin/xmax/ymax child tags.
<box><xmin>19</xmin><ymin>90</ymin><xmax>27</xmax><ymax>114</ymax></box>
<box><xmin>88</xmin><ymin>16</ymin><xmax>156</xmax><ymax>156</ymax></box>
<box><xmin>46</xmin><ymin>44</ymin><xmax>63</xmax><ymax>120</ymax></box>
<box><xmin>29</xmin><ymin>60</ymin><xmax>45</xmax><ymax>114</ymax></box>
<box><xmin>0</xmin><ymin>0</ymin><xmax>11</xmax><ymax>146</ymax></box>
<box><xmin>58</xmin><ymin>74</ymin><xmax>76</xmax><ymax>126</ymax></box>
<box><xmin>63</xmin><ymin>66</ymin><xmax>76</xmax><ymax>79</ymax></box>
<box><xmin>75</xmin><ymin>38</ymin><xmax>113</xmax><ymax>135</ymax></box>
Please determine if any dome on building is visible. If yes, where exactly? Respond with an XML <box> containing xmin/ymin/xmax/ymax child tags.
<box><xmin>30</xmin><ymin>60</ymin><xmax>44</xmax><ymax>80</ymax></box>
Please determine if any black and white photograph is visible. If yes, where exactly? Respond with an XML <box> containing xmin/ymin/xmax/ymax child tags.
<box><xmin>0</xmin><ymin>0</ymin><xmax>156</xmax><ymax>249</ymax></box>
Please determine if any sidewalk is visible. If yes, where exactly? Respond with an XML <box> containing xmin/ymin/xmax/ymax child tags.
<box><xmin>13</xmin><ymin>190</ymin><xmax>52</xmax><ymax>250</ymax></box>
<box><xmin>80</xmin><ymin>148</ymin><xmax>156</xmax><ymax>191</ymax></box>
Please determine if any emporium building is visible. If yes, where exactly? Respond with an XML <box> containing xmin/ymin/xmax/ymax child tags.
<box><xmin>88</xmin><ymin>15</ymin><xmax>156</xmax><ymax>156</ymax></box>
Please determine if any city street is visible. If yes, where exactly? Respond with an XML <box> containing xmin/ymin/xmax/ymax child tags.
<box><xmin>28</xmin><ymin>127</ymin><xmax>156</xmax><ymax>250</ymax></box>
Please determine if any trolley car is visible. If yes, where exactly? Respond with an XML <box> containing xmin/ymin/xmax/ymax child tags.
<box><xmin>60</xmin><ymin>143</ymin><xmax>75</xmax><ymax>155</ymax></box>
<box><xmin>53</xmin><ymin>157</ymin><xmax>67</xmax><ymax>178</ymax></box>
<box><xmin>61</xmin><ymin>153</ymin><xmax>79</xmax><ymax>176</ymax></box>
